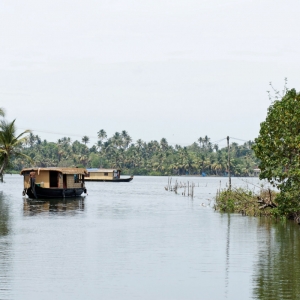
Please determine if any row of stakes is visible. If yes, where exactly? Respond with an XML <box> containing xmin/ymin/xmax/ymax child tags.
<box><xmin>165</xmin><ymin>177</ymin><xmax>197</xmax><ymax>198</ymax></box>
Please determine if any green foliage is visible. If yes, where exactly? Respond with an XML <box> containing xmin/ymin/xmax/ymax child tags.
<box><xmin>0</xmin><ymin>119</ymin><xmax>31</xmax><ymax>181</ymax></box>
<box><xmin>11</xmin><ymin>130</ymin><xmax>259</xmax><ymax>177</ymax></box>
<box><xmin>81</xmin><ymin>136</ymin><xmax>90</xmax><ymax>145</ymax></box>
<box><xmin>89</xmin><ymin>152</ymin><xmax>101</xmax><ymax>168</ymax></box>
<box><xmin>216</xmin><ymin>188</ymin><xmax>277</xmax><ymax>217</ymax></box>
<box><xmin>253</xmin><ymin>88</ymin><xmax>300</xmax><ymax>217</ymax></box>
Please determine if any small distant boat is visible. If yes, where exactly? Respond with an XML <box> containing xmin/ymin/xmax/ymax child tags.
<box><xmin>21</xmin><ymin>167</ymin><xmax>88</xmax><ymax>199</ymax></box>
<box><xmin>85</xmin><ymin>168</ymin><xmax>133</xmax><ymax>182</ymax></box>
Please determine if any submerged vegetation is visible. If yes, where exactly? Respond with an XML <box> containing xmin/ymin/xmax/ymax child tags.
<box><xmin>8</xmin><ymin>131</ymin><xmax>259</xmax><ymax>177</ymax></box>
<box><xmin>215</xmin><ymin>187</ymin><xmax>278</xmax><ymax>217</ymax></box>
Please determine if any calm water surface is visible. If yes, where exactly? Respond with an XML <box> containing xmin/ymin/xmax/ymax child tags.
<box><xmin>0</xmin><ymin>175</ymin><xmax>300</xmax><ymax>300</ymax></box>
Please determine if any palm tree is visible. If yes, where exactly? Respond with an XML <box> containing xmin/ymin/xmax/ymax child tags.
<box><xmin>97</xmin><ymin>129</ymin><xmax>107</xmax><ymax>142</ymax></box>
<box><xmin>96</xmin><ymin>140</ymin><xmax>103</xmax><ymax>152</ymax></box>
<box><xmin>79</xmin><ymin>154</ymin><xmax>89</xmax><ymax>167</ymax></box>
<box><xmin>193</xmin><ymin>156</ymin><xmax>203</xmax><ymax>175</ymax></box>
<box><xmin>160</xmin><ymin>138</ymin><xmax>169</xmax><ymax>151</ymax></box>
<box><xmin>121</xmin><ymin>131</ymin><xmax>132</xmax><ymax>149</ymax></box>
<box><xmin>59</xmin><ymin>137</ymin><xmax>71</xmax><ymax>145</ymax></box>
<box><xmin>204</xmin><ymin>135</ymin><xmax>210</xmax><ymax>146</ymax></box>
<box><xmin>198</xmin><ymin>137</ymin><xmax>203</xmax><ymax>148</ymax></box>
<box><xmin>121</xmin><ymin>130</ymin><xmax>129</xmax><ymax>140</ymax></box>
<box><xmin>123</xmin><ymin>135</ymin><xmax>132</xmax><ymax>149</ymax></box>
<box><xmin>57</xmin><ymin>148</ymin><xmax>65</xmax><ymax>162</ymax></box>
<box><xmin>0</xmin><ymin>108</ymin><xmax>5</xmax><ymax>117</ymax></box>
<box><xmin>0</xmin><ymin>119</ymin><xmax>31</xmax><ymax>182</ymax></box>
<box><xmin>136</xmin><ymin>139</ymin><xmax>143</xmax><ymax>151</ymax></box>
<box><xmin>82</xmin><ymin>136</ymin><xmax>90</xmax><ymax>145</ymax></box>
<box><xmin>111</xmin><ymin>132</ymin><xmax>123</xmax><ymax>148</ymax></box>
<box><xmin>28</xmin><ymin>132</ymin><xmax>36</xmax><ymax>148</ymax></box>
<box><xmin>35</xmin><ymin>135</ymin><xmax>42</xmax><ymax>145</ymax></box>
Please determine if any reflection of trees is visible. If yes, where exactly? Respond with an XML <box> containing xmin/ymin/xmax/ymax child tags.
<box><xmin>23</xmin><ymin>198</ymin><xmax>85</xmax><ymax>216</ymax></box>
<box><xmin>253</xmin><ymin>219</ymin><xmax>300</xmax><ymax>299</ymax></box>
<box><xmin>0</xmin><ymin>192</ymin><xmax>12</xmax><ymax>299</ymax></box>
<box><xmin>0</xmin><ymin>192</ymin><xmax>9</xmax><ymax>236</ymax></box>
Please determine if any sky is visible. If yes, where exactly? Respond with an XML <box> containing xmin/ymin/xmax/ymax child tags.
<box><xmin>1</xmin><ymin>0</ymin><xmax>300</xmax><ymax>148</ymax></box>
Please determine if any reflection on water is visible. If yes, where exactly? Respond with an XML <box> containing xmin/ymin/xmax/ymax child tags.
<box><xmin>2</xmin><ymin>175</ymin><xmax>300</xmax><ymax>299</ymax></box>
<box><xmin>0</xmin><ymin>192</ymin><xmax>9</xmax><ymax>236</ymax></box>
<box><xmin>225</xmin><ymin>214</ymin><xmax>231</xmax><ymax>299</ymax></box>
<box><xmin>23</xmin><ymin>197</ymin><xmax>85</xmax><ymax>216</ymax></box>
<box><xmin>253</xmin><ymin>219</ymin><xmax>300</xmax><ymax>300</ymax></box>
<box><xmin>0</xmin><ymin>191</ymin><xmax>12</xmax><ymax>299</ymax></box>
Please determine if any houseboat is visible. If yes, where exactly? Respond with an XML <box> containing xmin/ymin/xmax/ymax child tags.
<box><xmin>85</xmin><ymin>168</ymin><xmax>133</xmax><ymax>182</ymax></box>
<box><xmin>21</xmin><ymin>167</ymin><xmax>88</xmax><ymax>199</ymax></box>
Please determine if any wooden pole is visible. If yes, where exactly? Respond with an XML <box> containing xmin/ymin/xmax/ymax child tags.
<box><xmin>227</xmin><ymin>136</ymin><xmax>231</xmax><ymax>191</ymax></box>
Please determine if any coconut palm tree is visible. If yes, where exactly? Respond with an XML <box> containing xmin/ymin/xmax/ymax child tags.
<box><xmin>0</xmin><ymin>108</ymin><xmax>5</xmax><ymax>117</ymax></box>
<box><xmin>160</xmin><ymin>138</ymin><xmax>169</xmax><ymax>151</ymax></box>
<box><xmin>121</xmin><ymin>130</ymin><xmax>129</xmax><ymax>140</ymax></box>
<box><xmin>59</xmin><ymin>137</ymin><xmax>71</xmax><ymax>146</ymax></box>
<box><xmin>123</xmin><ymin>135</ymin><xmax>132</xmax><ymax>149</ymax></box>
<box><xmin>97</xmin><ymin>129</ymin><xmax>107</xmax><ymax>142</ymax></box>
<box><xmin>204</xmin><ymin>135</ymin><xmax>210</xmax><ymax>146</ymax></box>
<box><xmin>111</xmin><ymin>132</ymin><xmax>123</xmax><ymax>148</ymax></box>
<box><xmin>121</xmin><ymin>131</ymin><xmax>132</xmax><ymax>149</ymax></box>
<box><xmin>82</xmin><ymin>136</ymin><xmax>90</xmax><ymax>145</ymax></box>
<box><xmin>198</xmin><ymin>137</ymin><xmax>203</xmax><ymax>148</ymax></box>
<box><xmin>96</xmin><ymin>140</ymin><xmax>103</xmax><ymax>152</ymax></box>
<box><xmin>135</xmin><ymin>139</ymin><xmax>143</xmax><ymax>151</ymax></box>
<box><xmin>28</xmin><ymin>132</ymin><xmax>36</xmax><ymax>148</ymax></box>
<box><xmin>0</xmin><ymin>119</ymin><xmax>31</xmax><ymax>182</ymax></box>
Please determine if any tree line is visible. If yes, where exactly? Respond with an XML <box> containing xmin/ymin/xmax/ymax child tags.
<box><xmin>9</xmin><ymin>129</ymin><xmax>259</xmax><ymax>177</ymax></box>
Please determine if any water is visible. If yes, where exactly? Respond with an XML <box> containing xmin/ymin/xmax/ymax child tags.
<box><xmin>1</xmin><ymin>175</ymin><xmax>300</xmax><ymax>300</ymax></box>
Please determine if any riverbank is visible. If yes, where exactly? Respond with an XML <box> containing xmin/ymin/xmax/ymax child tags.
<box><xmin>215</xmin><ymin>187</ymin><xmax>278</xmax><ymax>217</ymax></box>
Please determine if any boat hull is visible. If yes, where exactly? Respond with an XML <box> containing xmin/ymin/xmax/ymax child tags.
<box><xmin>85</xmin><ymin>177</ymin><xmax>133</xmax><ymax>182</ymax></box>
<box><xmin>26</xmin><ymin>184</ymin><xmax>85</xmax><ymax>199</ymax></box>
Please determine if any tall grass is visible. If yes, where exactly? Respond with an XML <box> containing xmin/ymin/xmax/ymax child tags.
<box><xmin>215</xmin><ymin>188</ymin><xmax>278</xmax><ymax>217</ymax></box>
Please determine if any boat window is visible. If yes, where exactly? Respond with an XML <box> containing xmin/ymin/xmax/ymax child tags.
<box><xmin>74</xmin><ymin>174</ymin><xmax>79</xmax><ymax>183</ymax></box>
<box><xmin>104</xmin><ymin>172</ymin><xmax>108</xmax><ymax>176</ymax></box>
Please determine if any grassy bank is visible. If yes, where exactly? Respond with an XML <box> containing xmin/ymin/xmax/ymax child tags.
<box><xmin>215</xmin><ymin>187</ymin><xmax>278</xmax><ymax>217</ymax></box>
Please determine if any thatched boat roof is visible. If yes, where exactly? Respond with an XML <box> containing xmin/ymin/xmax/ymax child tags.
<box><xmin>20</xmin><ymin>167</ymin><xmax>88</xmax><ymax>175</ymax></box>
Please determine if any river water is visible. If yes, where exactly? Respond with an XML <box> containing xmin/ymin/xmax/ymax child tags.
<box><xmin>0</xmin><ymin>175</ymin><xmax>300</xmax><ymax>300</ymax></box>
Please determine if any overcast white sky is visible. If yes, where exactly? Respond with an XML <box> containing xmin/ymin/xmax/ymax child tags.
<box><xmin>1</xmin><ymin>0</ymin><xmax>299</xmax><ymax>147</ymax></box>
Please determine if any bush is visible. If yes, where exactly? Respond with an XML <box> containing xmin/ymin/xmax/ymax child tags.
<box><xmin>215</xmin><ymin>188</ymin><xmax>278</xmax><ymax>217</ymax></box>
